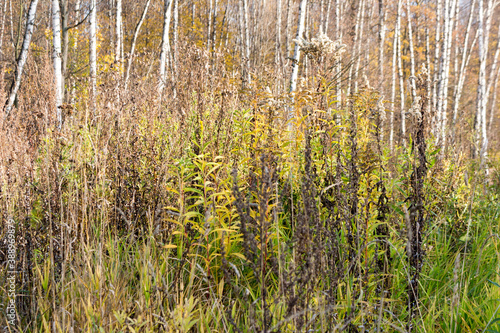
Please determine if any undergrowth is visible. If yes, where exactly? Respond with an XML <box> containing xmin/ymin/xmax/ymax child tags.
<box><xmin>1</xmin><ymin>53</ymin><xmax>500</xmax><ymax>332</ymax></box>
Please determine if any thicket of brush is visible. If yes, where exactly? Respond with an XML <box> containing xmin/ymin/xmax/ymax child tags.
<box><xmin>1</xmin><ymin>49</ymin><xmax>500</xmax><ymax>332</ymax></box>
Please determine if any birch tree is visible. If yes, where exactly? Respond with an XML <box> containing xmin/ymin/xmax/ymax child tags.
<box><xmin>488</xmin><ymin>64</ymin><xmax>500</xmax><ymax>134</ymax></box>
<box><xmin>390</xmin><ymin>7</ymin><xmax>398</xmax><ymax>151</ymax></box>
<box><xmin>324</xmin><ymin>0</ymin><xmax>331</xmax><ymax>34</ymax></box>
<box><xmin>335</xmin><ymin>0</ymin><xmax>342</xmax><ymax>111</ymax></box>
<box><xmin>90</xmin><ymin>0</ymin><xmax>98</xmax><ymax>111</ymax></box>
<box><xmin>173</xmin><ymin>0</ymin><xmax>179</xmax><ymax>74</ymax></box>
<box><xmin>288</xmin><ymin>0</ymin><xmax>307</xmax><ymax>95</ymax></box>
<box><xmin>347</xmin><ymin>0</ymin><xmax>364</xmax><ymax>96</ymax></box>
<box><xmin>285</xmin><ymin>0</ymin><xmax>292</xmax><ymax>59</ymax></box>
<box><xmin>124</xmin><ymin>0</ymin><xmax>151</xmax><ymax>91</ymax></box>
<box><xmin>4</xmin><ymin>0</ymin><xmax>39</xmax><ymax>117</ymax></box>
<box><xmin>476</xmin><ymin>0</ymin><xmax>494</xmax><ymax>164</ymax></box>
<box><xmin>378</xmin><ymin>0</ymin><xmax>385</xmax><ymax>88</ymax></box>
<box><xmin>60</xmin><ymin>0</ymin><xmax>69</xmax><ymax>101</ymax></box>
<box><xmin>396</xmin><ymin>0</ymin><xmax>405</xmax><ymax>140</ymax></box>
<box><xmin>436</xmin><ymin>0</ymin><xmax>457</xmax><ymax>150</ymax></box>
<box><xmin>288</xmin><ymin>0</ymin><xmax>307</xmax><ymax>130</ymax></box>
<box><xmin>115</xmin><ymin>0</ymin><xmax>122</xmax><ymax>64</ymax></box>
<box><xmin>241</xmin><ymin>0</ymin><xmax>251</xmax><ymax>87</ymax></box>
<box><xmin>158</xmin><ymin>0</ymin><xmax>174</xmax><ymax>99</ymax></box>
<box><xmin>0</xmin><ymin>0</ymin><xmax>7</xmax><ymax>59</ymax></box>
<box><xmin>275</xmin><ymin>0</ymin><xmax>282</xmax><ymax>67</ymax></box>
<box><xmin>52</xmin><ymin>0</ymin><xmax>63</xmax><ymax>128</ymax></box>
<box><xmin>406</xmin><ymin>0</ymin><xmax>416</xmax><ymax>100</ymax></box>
<box><xmin>353</xmin><ymin>0</ymin><xmax>366</xmax><ymax>93</ymax></box>
<box><xmin>432</xmin><ymin>0</ymin><xmax>442</xmax><ymax>127</ymax></box>
<box><xmin>452</xmin><ymin>0</ymin><xmax>476</xmax><ymax>130</ymax></box>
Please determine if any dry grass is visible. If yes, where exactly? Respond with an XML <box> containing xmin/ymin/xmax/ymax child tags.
<box><xmin>0</xmin><ymin>42</ymin><xmax>499</xmax><ymax>333</ymax></box>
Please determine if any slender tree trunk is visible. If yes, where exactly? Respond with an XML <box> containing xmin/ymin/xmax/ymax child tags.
<box><xmin>13</xmin><ymin>3</ymin><xmax>23</xmax><ymax>62</ymax></box>
<box><xmin>406</xmin><ymin>0</ymin><xmax>416</xmax><ymax>100</ymax></box>
<box><xmin>432</xmin><ymin>0</ymin><xmax>442</xmax><ymax>135</ymax></box>
<box><xmin>52</xmin><ymin>0</ymin><xmax>63</xmax><ymax>128</ymax></box>
<box><xmin>124</xmin><ymin>0</ymin><xmax>151</xmax><ymax>91</ymax></box>
<box><xmin>207</xmin><ymin>0</ymin><xmax>213</xmax><ymax>51</ymax></box>
<box><xmin>353</xmin><ymin>0</ymin><xmax>365</xmax><ymax>93</ymax></box>
<box><xmin>4</xmin><ymin>0</ymin><xmax>39</xmax><ymax>116</ymax></box>
<box><xmin>241</xmin><ymin>0</ymin><xmax>251</xmax><ymax>87</ymax></box>
<box><xmin>276</xmin><ymin>0</ymin><xmax>282</xmax><ymax>67</ymax></box>
<box><xmin>115</xmin><ymin>0</ymin><xmax>122</xmax><ymax>64</ymax></box>
<box><xmin>488</xmin><ymin>65</ymin><xmax>500</xmax><ymax>134</ymax></box>
<box><xmin>238</xmin><ymin>0</ymin><xmax>244</xmax><ymax>56</ymax></box>
<box><xmin>320</xmin><ymin>0</ymin><xmax>324</xmax><ymax>32</ymax></box>
<box><xmin>452</xmin><ymin>0</ymin><xmax>460</xmax><ymax>83</ymax></box>
<box><xmin>390</xmin><ymin>9</ymin><xmax>398</xmax><ymax>152</ymax></box>
<box><xmin>378</xmin><ymin>0</ymin><xmax>386</xmax><ymax>139</ymax></box>
<box><xmin>476</xmin><ymin>0</ymin><xmax>493</xmax><ymax>165</ymax></box>
<box><xmin>285</xmin><ymin>0</ymin><xmax>292</xmax><ymax>58</ymax></box>
<box><xmin>211</xmin><ymin>0</ymin><xmax>218</xmax><ymax>50</ymax></box>
<box><xmin>289</xmin><ymin>0</ymin><xmax>307</xmax><ymax>94</ymax></box>
<box><xmin>437</xmin><ymin>0</ymin><xmax>457</xmax><ymax>151</ymax></box>
<box><xmin>89</xmin><ymin>0</ymin><xmax>97</xmax><ymax>112</ymax></box>
<box><xmin>425</xmin><ymin>26</ymin><xmax>431</xmax><ymax>115</ymax></box>
<box><xmin>485</xmin><ymin>21</ymin><xmax>500</xmax><ymax>107</ymax></box>
<box><xmin>335</xmin><ymin>0</ymin><xmax>342</xmax><ymax>112</ymax></box>
<box><xmin>396</xmin><ymin>0</ymin><xmax>405</xmax><ymax>141</ymax></box>
<box><xmin>288</xmin><ymin>0</ymin><xmax>308</xmax><ymax>129</ymax></box>
<box><xmin>8</xmin><ymin>0</ymin><xmax>14</xmax><ymax>51</ymax></box>
<box><xmin>0</xmin><ymin>0</ymin><xmax>8</xmax><ymax>61</ymax></box>
<box><xmin>324</xmin><ymin>0</ymin><xmax>331</xmax><ymax>34</ymax></box>
<box><xmin>158</xmin><ymin>0</ymin><xmax>174</xmax><ymax>99</ymax></box>
<box><xmin>60</xmin><ymin>0</ymin><xmax>69</xmax><ymax>102</ymax></box>
<box><xmin>347</xmin><ymin>0</ymin><xmax>363</xmax><ymax>96</ymax></box>
<box><xmin>452</xmin><ymin>0</ymin><xmax>476</xmax><ymax>130</ymax></box>
<box><xmin>70</xmin><ymin>0</ymin><xmax>81</xmax><ymax>104</ymax></box>
<box><xmin>173</xmin><ymin>0</ymin><xmax>179</xmax><ymax>73</ymax></box>
<box><xmin>378</xmin><ymin>0</ymin><xmax>385</xmax><ymax>87</ymax></box>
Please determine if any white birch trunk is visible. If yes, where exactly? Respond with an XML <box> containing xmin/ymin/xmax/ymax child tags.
<box><xmin>285</xmin><ymin>0</ymin><xmax>292</xmax><ymax>58</ymax></box>
<box><xmin>485</xmin><ymin>21</ymin><xmax>500</xmax><ymax>106</ymax></box>
<box><xmin>476</xmin><ymin>0</ymin><xmax>493</xmax><ymax>164</ymax></box>
<box><xmin>158</xmin><ymin>0</ymin><xmax>174</xmax><ymax>99</ymax></box>
<box><xmin>396</xmin><ymin>0</ymin><xmax>405</xmax><ymax>140</ymax></box>
<box><xmin>390</xmin><ymin>9</ymin><xmax>398</xmax><ymax>152</ymax></box>
<box><xmin>124</xmin><ymin>0</ymin><xmax>151</xmax><ymax>91</ymax></box>
<box><xmin>437</xmin><ymin>0</ymin><xmax>457</xmax><ymax>150</ymax></box>
<box><xmin>488</xmin><ymin>65</ymin><xmax>500</xmax><ymax>134</ymax></box>
<box><xmin>288</xmin><ymin>0</ymin><xmax>308</xmax><ymax>129</ymax></box>
<box><xmin>173</xmin><ymin>0</ymin><xmax>179</xmax><ymax>74</ymax></box>
<box><xmin>353</xmin><ymin>0</ymin><xmax>365</xmax><ymax>93</ymax></box>
<box><xmin>211</xmin><ymin>0</ymin><xmax>218</xmax><ymax>49</ymax></box>
<box><xmin>406</xmin><ymin>0</ymin><xmax>416</xmax><ymax>100</ymax></box>
<box><xmin>276</xmin><ymin>0</ymin><xmax>282</xmax><ymax>67</ymax></box>
<box><xmin>115</xmin><ymin>0</ymin><xmax>122</xmax><ymax>64</ymax></box>
<box><xmin>52</xmin><ymin>0</ymin><xmax>63</xmax><ymax>128</ymax></box>
<box><xmin>89</xmin><ymin>0</ymin><xmax>97</xmax><ymax>111</ymax></box>
<box><xmin>452</xmin><ymin>0</ymin><xmax>476</xmax><ymax>129</ymax></box>
<box><xmin>60</xmin><ymin>0</ymin><xmax>70</xmax><ymax>102</ymax></box>
<box><xmin>335</xmin><ymin>0</ymin><xmax>341</xmax><ymax>112</ymax></box>
<box><xmin>347</xmin><ymin>0</ymin><xmax>364</xmax><ymax>96</ymax></box>
<box><xmin>4</xmin><ymin>0</ymin><xmax>39</xmax><ymax>116</ymax></box>
<box><xmin>432</xmin><ymin>0</ymin><xmax>443</xmax><ymax>133</ymax></box>
<box><xmin>378</xmin><ymin>0</ymin><xmax>385</xmax><ymax>87</ymax></box>
<box><xmin>324</xmin><ymin>0</ymin><xmax>331</xmax><ymax>34</ymax></box>
<box><xmin>289</xmin><ymin>0</ymin><xmax>307</xmax><ymax>94</ymax></box>
<box><xmin>0</xmin><ymin>0</ymin><xmax>7</xmax><ymax>58</ymax></box>
<box><xmin>378</xmin><ymin>0</ymin><xmax>385</xmax><ymax>140</ymax></box>
<box><xmin>241</xmin><ymin>0</ymin><xmax>251</xmax><ymax>86</ymax></box>
<box><xmin>425</xmin><ymin>27</ymin><xmax>431</xmax><ymax>114</ymax></box>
